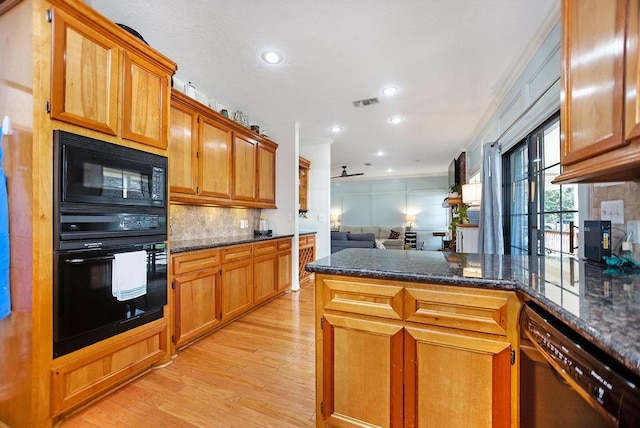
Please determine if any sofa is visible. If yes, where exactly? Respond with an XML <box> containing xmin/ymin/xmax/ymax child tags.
<box><xmin>330</xmin><ymin>231</ymin><xmax>376</xmax><ymax>253</ymax></box>
<box><xmin>333</xmin><ymin>225</ymin><xmax>406</xmax><ymax>252</ymax></box>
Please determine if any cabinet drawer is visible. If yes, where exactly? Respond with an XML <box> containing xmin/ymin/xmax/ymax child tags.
<box><xmin>51</xmin><ymin>322</ymin><xmax>166</xmax><ymax>416</ymax></box>
<box><xmin>221</xmin><ymin>244</ymin><xmax>253</xmax><ymax>264</ymax></box>
<box><xmin>171</xmin><ymin>249</ymin><xmax>220</xmax><ymax>275</ymax></box>
<box><xmin>321</xmin><ymin>278</ymin><xmax>403</xmax><ymax>320</ymax></box>
<box><xmin>405</xmin><ymin>287</ymin><xmax>510</xmax><ymax>336</ymax></box>
<box><xmin>254</xmin><ymin>240</ymin><xmax>277</xmax><ymax>257</ymax></box>
<box><xmin>299</xmin><ymin>235</ymin><xmax>308</xmax><ymax>247</ymax></box>
<box><xmin>277</xmin><ymin>238</ymin><xmax>292</xmax><ymax>251</ymax></box>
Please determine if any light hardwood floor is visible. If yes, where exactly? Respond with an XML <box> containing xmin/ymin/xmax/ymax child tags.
<box><xmin>61</xmin><ymin>283</ymin><xmax>316</xmax><ymax>427</ymax></box>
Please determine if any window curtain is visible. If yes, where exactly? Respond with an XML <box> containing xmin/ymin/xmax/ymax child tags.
<box><xmin>478</xmin><ymin>143</ymin><xmax>504</xmax><ymax>254</ymax></box>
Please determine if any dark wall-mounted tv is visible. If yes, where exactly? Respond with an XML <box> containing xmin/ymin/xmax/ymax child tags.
<box><xmin>448</xmin><ymin>152</ymin><xmax>466</xmax><ymax>189</ymax></box>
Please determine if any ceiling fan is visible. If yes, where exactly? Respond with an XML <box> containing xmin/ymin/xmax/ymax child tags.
<box><xmin>332</xmin><ymin>165</ymin><xmax>364</xmax><ymax>179</ymax></box>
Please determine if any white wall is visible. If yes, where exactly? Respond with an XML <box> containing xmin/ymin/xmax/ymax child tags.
<box><xmin>331</xmin><ymin>176</ymin><xmax>449</xmax><ymax>250</ymax></box>
<box><xmin>466</xmin><ymin>19</ymin><xmax>561</xmax><ymax>172</ymax></box>
<box><xmin>299</xmin><ymin>141</ymin><xmax>332</xmax><ymax>259</ymax></box>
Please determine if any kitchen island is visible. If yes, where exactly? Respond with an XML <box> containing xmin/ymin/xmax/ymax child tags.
<box><xmin>306</xmin><ymin>248</ymin><xmax>640</xmax><ymax>427</ymax></box>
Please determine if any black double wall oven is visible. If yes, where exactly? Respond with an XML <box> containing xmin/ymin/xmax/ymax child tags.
<box><xmin>53</xmin><ymin>131</ymin><xmax>168</xmax><ymax>358</ymax></box>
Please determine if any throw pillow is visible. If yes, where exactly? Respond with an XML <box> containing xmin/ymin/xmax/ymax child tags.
<box><xmin>389</xmin><ymin>230</ymin><xmax>400</xmax><ymax>239</ymax></box>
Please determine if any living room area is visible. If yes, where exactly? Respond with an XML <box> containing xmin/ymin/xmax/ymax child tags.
<box><xmin>328</xmin><ymin>174</ymin><xmax>450</xmax><ymax>253</ymax></box>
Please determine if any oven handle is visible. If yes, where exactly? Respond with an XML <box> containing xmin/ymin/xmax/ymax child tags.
<box><xmin>65</xmin><ymin>255</ymin><xmax>116</xmax><ymax>264</ymax></box>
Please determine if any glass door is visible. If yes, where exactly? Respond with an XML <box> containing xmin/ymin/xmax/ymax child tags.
<box><xmin>504</xmin><ymin>114</ymin><xmax>578</xmax><ymax>257</ymax></box>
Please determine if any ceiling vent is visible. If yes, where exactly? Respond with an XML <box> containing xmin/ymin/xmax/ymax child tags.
<box><xmin>352</xmin><ymin>97</ymin><xmax>379</xmax><ymax>108</ymax></box>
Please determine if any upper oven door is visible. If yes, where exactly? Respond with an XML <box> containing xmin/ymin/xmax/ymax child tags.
<box><xmin>55</xmin><ymin>130</ymin><xmax>166</xmax><ymax>209</ymax></box>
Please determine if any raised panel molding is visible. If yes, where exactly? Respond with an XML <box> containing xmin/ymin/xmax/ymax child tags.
<box><xmin>322</xmin><ymin>278</ymin><xmax>404</xmax><ymax>320</ymax></box>
<box><xmin>405</xmin><ymin>287</ymin><xmax>509</xmax><ymax>336</ymax></box>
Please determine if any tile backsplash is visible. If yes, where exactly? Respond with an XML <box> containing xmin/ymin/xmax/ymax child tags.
<box><xmin>170</xmin><ymin>204</ymin><xmax>261</xmax><ymax>241</ymax></box>
<box><xmin>590</xmin><ymin>181</ymin><xmax>640</xmax><ymax>260</ymax></box>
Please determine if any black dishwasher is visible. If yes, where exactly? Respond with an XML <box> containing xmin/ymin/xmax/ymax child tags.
<box><xmin>520</xmin><ymin>303</ymin><xmax>640</xmax><ymax>427</ymax></box>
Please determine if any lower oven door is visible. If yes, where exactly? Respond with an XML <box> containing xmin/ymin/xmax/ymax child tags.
<box><xmin>53</xmin><ymin>242</ymin><xmax>167</xmax><ymax>358</ymax></box>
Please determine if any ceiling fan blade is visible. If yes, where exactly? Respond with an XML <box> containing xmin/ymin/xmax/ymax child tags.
<box><xmin>331</xmin><ymin>165</ymin><xmax>364</xmax><ymax>179</ymax></box>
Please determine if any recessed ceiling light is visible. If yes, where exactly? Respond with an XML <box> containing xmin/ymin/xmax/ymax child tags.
<box><xmin>387</xmin><ymin>168</ymin><xmax>393</xmax><ymax>173</ymax></box>
<box><xmin>261</xmin><ymin>50</ymin><xmax>283</xmax><ymax>64</ymax></box>
<box><xmin>389</xmin><ymin>116</ymin><xmax>404</xmax><ymax>124</ymax></box>
<box><xmin>376</xmin><ymin>151</ymin><xmax>384</xmax><ymax>157</ymax></box>
<box><xmin>330</xmin><ymin>126</ymin><xmax>343</xmax><ymax>132</ymax></box>
<box><xmin>381</xmin><ymin>86</ymin><xmax>398</xmax><ymax>96</ymax></box>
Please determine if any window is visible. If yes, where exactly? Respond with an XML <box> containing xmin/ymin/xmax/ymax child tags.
<box><xmin>503</xmin><ymin>113</ymin><xmax>579</xmax><ymax>257</ymax></box>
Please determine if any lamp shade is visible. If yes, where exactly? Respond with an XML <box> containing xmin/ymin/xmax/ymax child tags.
<box><xmin>330</xmin><ymin>214</ymin><xmax>340</xmax><ymax>222</ymax></box>
<box><xmin>462</xmin><ymin>183</ymin><xmax>482</xmax><ymax>204</ymax></box>
<box><xmin>405</xmin><ymin>214</ymin><xmax>416</xmax><ymax>222</ymax></box>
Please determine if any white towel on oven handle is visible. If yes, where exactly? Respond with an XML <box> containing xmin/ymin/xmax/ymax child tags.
<box><xmin>112</xmin><ymin>250</ymin><xmax>147</xmax><ymax>301</ymax></box>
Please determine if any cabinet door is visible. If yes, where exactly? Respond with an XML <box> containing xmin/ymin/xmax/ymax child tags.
<box><xmin>253</xmin><ymin>253</ymin><xmax>277</xmax><ymax>305</ymax></box>
<box><xmin>256</xmin><ymin>142</ymin><xmax>276</xmax><ymax>204</ymax></box>
<box><xmin>169</xmin><ymin>100</ymin><xmax>199</xmax><ymax>195</ymax></box>
<box><xmin>561</xmin><ymin>0</ymin><xmax>627</xmax><ymax>166</ymax></box>
<box><xmin>199</xmin><ymin>116</ymin><xmax>233</xmax><ymax>199</ymax></box>
<box><xmin>299</xmin><ymin>158</ymin><xmax>310</xmax><ymax>211</ymax></box>
<box><xmin>404</xmin><ymin>327</ymin><xmax>511</xmax><ymax>428</ymax></box>
<box><xmin>321</xmin><ymin>314</ymin><xmax>404</xmax><ymax>427</ymax></box>
<box><xmin>122</xmin><ymin>50</ymin><xmax>169</xmax><ymax>148</ymax></box>
<box><xmin>221</xmin><ymin>259</ymin><xmax>253</xmax><ymax>320</ymax></box>
<box><xmin>277</xmin><ymin>240</ymin><xmax>292</xmax><ymax>292</ymax></box>
<box><xmin>173</xmin><ymin>268</ymin><xmax>220</xmax><ymax>348</ymax></box>
<box><xmin>50</xmin><ymin>7</ymin><xmax>119</xmax><ymax>135</ymax></box>
<box><xmin>232</xmin><ymin>134</ymin><xmax>257</xmax><ymax>201</ymax></box>
<box><xmin>626</xmin><ymin>0</ymin><xmax>640</xmax><ymax>141</ymax></box>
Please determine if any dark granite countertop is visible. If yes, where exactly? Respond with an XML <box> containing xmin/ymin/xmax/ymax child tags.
<box><xmin>306</xmin><ymin>248</ymin><xmax>640</xmax><ymax>377</ymax></box>
<box><xmin>170</xmin><ymin>233</ymin><xmax>294</xmax><ymax>254</ymax></box>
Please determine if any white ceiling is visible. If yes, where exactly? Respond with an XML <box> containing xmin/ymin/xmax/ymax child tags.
<box><xmin>87</xmin><ymin>0</ymin><xmax>558</xmax><ymax>179</ymax></box>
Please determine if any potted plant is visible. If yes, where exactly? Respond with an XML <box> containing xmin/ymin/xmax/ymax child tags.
<box><xmin>449</xmin><ymin>184</ymin><xmax>460</xmax><ymax>198</ymax></box>
<box><xmin>448</xmin><ymin>203</ymin><xmax>470</xmax><ymax>249</ymax></box>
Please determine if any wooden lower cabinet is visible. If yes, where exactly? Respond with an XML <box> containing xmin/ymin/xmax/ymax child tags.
<box><xmin>299</xmin><ymin>234</ymin><xmax>316</xmax><ymax>284</ymax></box>
<box><xmin>221</xmin><ymin>244</ymin><xmax>254</xmax><ymax>320</ymax></box>
<box><xmin>51</xmin><ymin>321</ymin><xmax>167</xmax><ymax>417</ymax></box>
<box><xmin>403</xmin><ymin>327</ymin><xmax>511</xmax><ymax>427</ymax></box>
<box><xmin>321</xmin><ymin>314</ymin><xmax>404</xmax><ymax>427</ymax></box>
<box><xmin>254</xmin><ymin>241</ymin><xmax>278</xmax><ymax>305</ymax></box>
<box><xmin>173</xmin><ymin>267</ymin><xmax>221</xmax><ymax>348</ymax></box>
<box><xmin>277</xmin><ymin>238</ymin><xmax>293</xmax><ymax>292</ymax></box>
<box><xmin>171</xmin><ymin>239</ymin><xmax>292</xmax><ymax>349</ymax></box>
<box><xmin>316</xmin><ymin>274</ymin><xmax>522</xmax><ymax>428</ymax></box>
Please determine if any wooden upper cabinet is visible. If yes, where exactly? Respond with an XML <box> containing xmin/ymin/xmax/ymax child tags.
<box><xmin>169</xmin><ymin>91</ymin><xmax>232</xmax><ymax>202</ymax></box>
<box><xmin>169</xmin><ymin>98</ymin><xmax>199</xmax><ymax>195</ymax></box>
<box><xmin>200</xmin><ymin>116</ymin><xmax>233</xmax><ymax>199</ymax></box>
<box><xmin>168</xmin><ymin>91</ymin><xmax>277</xmax><ymax>207</ymax></box>
<box><xmin>299</xmin><ymin>157</ymin><xmax>310</xmax><ymax>212</ymax></box>
<box><xmin>233</xmin><ymin>134</ymin><xmax>257</xmax><ymax>201</ymax></box>
<box><xmin>121</xmin><ymin>51</ymin><xmax>169</xmax><ymax>149</ymax></box>
<box><xmin>626</xmin><ymin>0</ymin><xmax>640</xmax><ymax>141</ymax></box>
<box><xmin>561</xmin><ymin>0</ymin><xmax>626</xmax><ymax>166</ymax></box>
<box><xmin>50</xmin><ymin>5</ymin><xmax>176</xmax><ymax>149</ymax></box>
<box><xmin>556</xmin><ymin>0</ymin><xmax>640</xmax><ymax>183</ymax></box>
<box><xmin>50</xmin><ymin>7</ymin><xmax>119</xmax><ymax>135</ymax></box>
<box><xmin>256</xmin><ymin>141</ymin><xmax>276</xmax><ymax>204</ymax></box>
